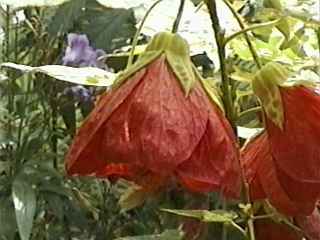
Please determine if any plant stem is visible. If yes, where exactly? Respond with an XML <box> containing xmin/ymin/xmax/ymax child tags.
<box><xmin>224</xmin><ymin>18</ymin><xmax>282</xmax><ymax>46</ymax></box>
<box><xmin>238</xmin><ymin>106</ymin><xmax>261</xmax><ymax>119</ymax></box>
<box><xmin>205</xmin><ymin>0</ymin><xmax>236</xmax><ymax>133</ymax></box>
<box><xmin>205</xmin><ymin>2</ymin><xmax>235</xmax><ymax>240</ymax></box>
<box><xmin>316</xmin><ymin>28</ymin><xmax>320</xmax><ymax>74</ymax></box>
<box><xmin>6</xmin><ymin>6</ymin><xmax>13</xmax><ymax>129</ymax></box>
<box><xmin>206</xmin><ymin>1</ymin><xmax>258</xmax><ymax>240</ymax></box>
<box><xmin>222</xmin><ymin>0</ymin><xmax>262</xmax><ymax>69</ymax></box>
<box><xmin>127</xmin><ymin>0</ymin><xmax>163</xmax><ymax>68</ymax></box>
<box><xmin>172</xmin><ymin>0</ymin><xmax>185</xmax><ymax>33</ymax></box>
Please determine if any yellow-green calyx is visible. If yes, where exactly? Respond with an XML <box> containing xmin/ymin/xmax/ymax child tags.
<box><xmin>116</xmin><ymin>32</ymin><xmax>196</xmax><ymax>95</ymax></box>
<box><xmin>252</xmin><ymin>62</ymin><xmax>289</xmax><ymax>130</ymax></box>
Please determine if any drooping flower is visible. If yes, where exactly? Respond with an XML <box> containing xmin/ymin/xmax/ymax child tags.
<box><xmin>241</xmin><ymin>62</ymin><xmax>320</xmax><ymax>216</ymax></box>
<box><xmin>65</xmin><ymin>32</ymin><xmax>241</xmax><ymax>199</ymax></box>
<box><xmin>241</xmin><ymin>132</ymin><xmax>318</xmax><ymax>216</ymax></box>
<box><xmin>63</xmin><ymin>33</ymin><xmax>106</xmax><ymax>68</ymax></box>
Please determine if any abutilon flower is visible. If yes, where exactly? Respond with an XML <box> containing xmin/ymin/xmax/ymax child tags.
<box><xmin>65</xmin><ymin>32</ymin><xmax>241</xmax><ymax>199</ymax></box>
<box><xmin>241</xmin><ymin>62</ymin><xmax>320</xmax><ymax>216</ymax></box>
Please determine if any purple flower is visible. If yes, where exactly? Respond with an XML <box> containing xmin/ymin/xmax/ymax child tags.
<box><xmin>62</xmin><ymin>33</ymin><xmax>106</xmax><ymax>68</ymax></box>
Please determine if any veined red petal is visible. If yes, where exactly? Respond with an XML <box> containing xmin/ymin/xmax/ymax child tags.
<box><xmin>66</xmin><ymin>69</ymin><xmax>146</xmax><ymax>175</ymax></box>
<box><xmin>241</xmin><ymin>133</ymin><xmax>315</xmax><ymax>216</ymax></box>
<box><xmin>267</xmin><ymin>86</ymin><xmax>320</xmax><ymax>183</ymax></box>
<box><xmin>102</xmin><ymin>57</ymin><xmax>208</xmax><ymax>174</ymax></box>
<box><xmin>241</xmin><ymin>133</ymin><xmax>267</xmax><ymax>200</ymax></box>
<box><xmin>176</xmin><ymin>91</ymin><xmax>240</xmax><ymax>197</ymax></box>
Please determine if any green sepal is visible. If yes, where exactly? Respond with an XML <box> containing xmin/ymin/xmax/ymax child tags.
<box><xmin>194</xmin><ymin>65</ymin><xmax>225</xmax><ymax>113</ymax></box>
<box><xmin>113</xmin><ymin>32</ymin><xmax>197</xmax><ymax>95</ymax></box>
<box><xmin>113</xmin><ymin>50</ymin><xmax>163</xmax><ymax>88</ymax></box>
<box><xmin>147</xmin><ymin>32</ymin><xmax>196</xmax><ymax>95</ymax></box>
<box><xmin>252</xmin><ymin>62</ymin><xmax>289</xmax><ymax>129</ymax></box>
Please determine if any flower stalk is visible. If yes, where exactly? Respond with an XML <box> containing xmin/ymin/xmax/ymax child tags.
<box><xmin>127</xmin><ymin>0</ymin><xmax>163</xmax><ymax>68</ymax></box>
<box><xmin>221</xmin><ymin>0</ymin><xmax>262</xmax><ymax>69</ymax></box>
<box><xmin>205</xmin><ymin>0</ymin><xmax>236</xmax><ymax>133</ymax></box>
<box><xmin>172</xmin><ymin>0</ymin><xmax>186</xmax><ymax>33</ymax></box>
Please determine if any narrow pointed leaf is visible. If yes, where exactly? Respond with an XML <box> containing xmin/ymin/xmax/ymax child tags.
<box><xmin>12</xmin><ymin>177</ymin><xmax>37</xmax><ymax>240</ymax></box>
<box><xmin>162</xmin><ymin>209</ymin><xmax>237</xmax><ymax>223</ymax></box>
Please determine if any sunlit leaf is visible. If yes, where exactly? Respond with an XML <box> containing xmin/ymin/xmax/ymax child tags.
<box><xmin>1</xmin><ymin>63</ymin><xmax>116</xmax><ymax>87</ymax></box>
<box><xmin>12</xmin><ymin>176</ymin><xmax>37</xmax><ymax>240</ymax></box>
<box><xmin>237</xmin><ymin>126</ymin><xmax>263</xmax><ymax>139</ymax></box>
<box><xmin>119</xmin><ymin>185</ymin><xmax>147</xmax><ymax>212</ymax></box>
<box><xmin>0</xmin><ymin>0</ymin><xmax>69</xmax><ymax>7</ymax></box>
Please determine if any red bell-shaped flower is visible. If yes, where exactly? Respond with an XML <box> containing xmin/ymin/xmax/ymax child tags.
<box><xmin>241</xmin><ymin>62</ymin><xmax>320</xmax><ymax>216</ymax></box>
<box><xmin>241</xmin><ymin>132</ymin><xmax>317</xmax><ymax>216</ymax></box>
<box><xmin>65</xmin><ymin>32</ymin><xmax>240</xmax><ymax>198</ymax></box>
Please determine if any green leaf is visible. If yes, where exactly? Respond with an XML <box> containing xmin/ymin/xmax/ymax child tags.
<box><xmin>47</xmin><ymin>0</ymin><xmax>86</xmax><ymax>35</ymax></box>
<box><xmin>0</xmin><ymin>197</ymin><xmax>17</xmax><ymax>240</ymax></box>
<box><xmin>83</xmin><ymin>2</ymin><xmax>136</xmax><ymax>53</ymax></box>
<box><xmin>161</xmin><ymin>209</ymin><xmax>237</xmax><ymax>223</ymax></box>
<box><xmin>0</xmin><ymin>0</ymin><xmax>68</xmax><ymax>7</ymax></box>
<box><xmin>118</xmin><ymin>185</ymin><xmax>147</xmax><ymax>212</ymax></box>
<box><xmin>263</xmin><ymin>0</ymin><xmax>283</xmax><ymax>10</ymax></box>
<box><xmin>12</xmin><ymin>176</ymin><xmax>37</xmax><ymax>240</ymax></box>
<box><xmin>276</xmin><ymin>19</ymin><xmax>291</xmax><ymax>40</ymax></box>
<box><xmin>1</xmin><ymin>63</ymin><xmax>116</xmax><ymax>86</ymax></box>
<box><xmin>115</xmin><ymin>230</ymin><xmax>184</xmax><ymax>240</ymax></box>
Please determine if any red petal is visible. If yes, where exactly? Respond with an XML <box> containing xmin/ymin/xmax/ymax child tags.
<box><xmin>267</xmin><ymin>86</ymin><xmax>320</xmax><ymax>183</ymax></box>
<box><xmin>241</xmin><ymin>133</ymin><xmax>267</xmax><ymax>200</ymax></box>
<box><xmin>176</xmin><ymin>96</ymin><xmax>240</xmax><ymax>196</ymax></box>
<box><xmin>65</xmin><ymin>68</ymin><xmax>146</xmax><ymax>175</ymax></box>
<box><xmin>242</xmin><ymin>133</ymin><xmax>314</xmax><ymax>215</ymax></box>
<box><xmin>102</xmin><ymin>57</ymin><xmax>208</xmax><ymax>174</ymax></box>
<box><xmin>275</xmin><ymin>163</ymin><xmax>320</xmax><ymax>203</ymax></box>
<box><xmin>255</xmin><ymin>219</ymin><xmax>301</xmax><ymax>240</ymax></box>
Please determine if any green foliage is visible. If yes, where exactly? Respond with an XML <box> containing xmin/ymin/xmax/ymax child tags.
<box><xmin>82</xmin><ymin>1</ymin><xmax>136</xmax><ymax>52</ymax></box>
<box><xmin>12</xmin><ymin>174</ymin><xmax>37</xmax><ymax>240</ymax></box>
<box><xmin>47</xmin><ymin>0</ymin><xmax>86</xmax><ymax>35</ymax></box>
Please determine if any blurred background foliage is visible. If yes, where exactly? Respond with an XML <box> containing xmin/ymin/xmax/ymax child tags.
<box><xmin>0</xmin><ymin>0</ymin><xmax>319</xmax><ymax>239</ymax></box>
